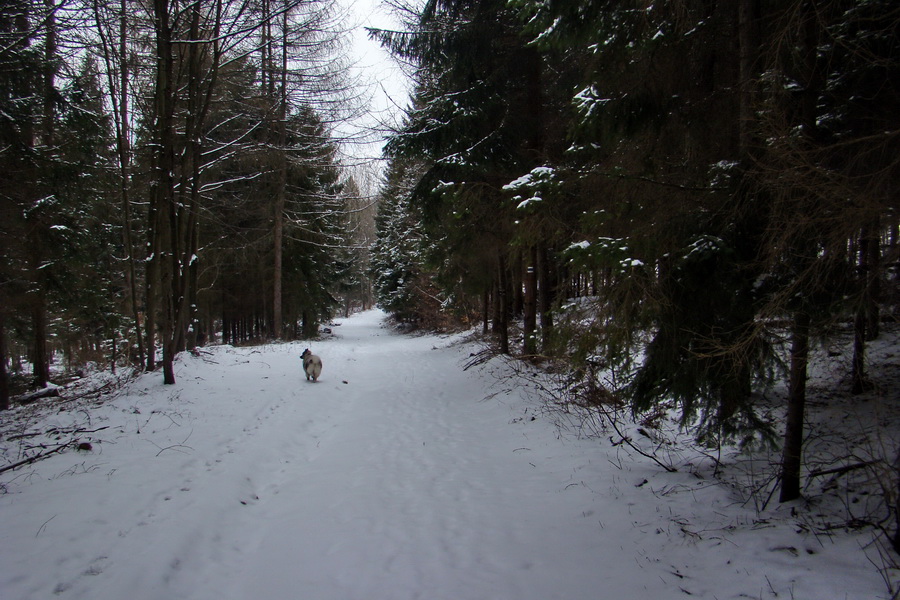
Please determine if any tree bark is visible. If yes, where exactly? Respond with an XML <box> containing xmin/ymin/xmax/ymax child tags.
<box><xmin>0</xmin><ymin>315</ymin><xmax>9</xmax><ymax>410</ymax></box>
<box><xmin>482</xmin><ymin>288</ymin><xmax>489</xmax><ymax>334</ymax></box>
<box><xmin>779</xmin><ymin>0</ymin><xmax>827</xmax><ymax>499</ymax></box>
<box><xmin>497</xmin><ymin>252</ymin><xmax>510</xmax><ymax>355</ymax></box>
<box><xmin>152</xmin><ymin>0</ymin><xmax>176</xmax><ymax>383</ymax></box>
<box><xmin>780</xmin><ymin>310</ymin><xmax>810</xmax><ymax>502</ymax></box>
<box><xmin>145</xmin><ymin>204</ymin><xmax>160</xmax><ymax>372</ymax></box>
<box><xmin>865</xmin><ymin>220</ymin><xmax>880</xmax><ymax>341</ymax></box>
<box><xmin>538</xmin><ymin>244</ymin><xmax>555</xmax><ymax>352</ymax></box>
<box><xmin>26</xmin><ymin>0</ymin><xmax>57</xmax><ymax>390</ymax></box>
<box><xmin>91</xmin><ymin>0</ymin><xmax>146</xmax><ymax>368</ymax></box>
<box><xmin>893</xmin><ymin>450</ymin><xmax>900</xmax><ymax>554</ymax></box>
<box><xmin>491</xmin><ymin>278</ymin><xmax>500</xmax><ymax>334</ymax></box>
<box><xmin>737</xmin><ymin>0</ymin><xmax>761</xmax><ymax>162</ymax></box>
<box><xmin>272</xmin><ymin>1</ymin><xmax>289</xmax><ymax>339</ymax></box>
<box><xmin>118</xmin><ymin>0</ymin><xmax>144</xmax><ymax>366</ymax></box>
<box><xmin>523</xmin><ymin>246</ymin><xmax>537</xmax><ymax>355</ymax></box>
<box><xmin>153</xmin><ymin>0</ymin><xmax>221</xmax><ymax>383</ymax></box>
<box><xmin>30</xmin><ymin>268</ymin><xmax>50</xmax><ymax>388</ymax></box>
<box><xmin>851</xmin><ymin>297</ymin><xmax>868</xmax><ymax>395</ymax></box>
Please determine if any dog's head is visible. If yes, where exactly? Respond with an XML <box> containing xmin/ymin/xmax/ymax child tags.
<box><xmin>301</xmin><ymin>349</ymin><xmax>311</xmax><ymax>360</ymax></box>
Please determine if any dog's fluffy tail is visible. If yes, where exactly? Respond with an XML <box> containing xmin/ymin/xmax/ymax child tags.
<box><xmin>304</xmin><ymin>354</ymin><xmax>323</xmax><ymax>382</ymax></box>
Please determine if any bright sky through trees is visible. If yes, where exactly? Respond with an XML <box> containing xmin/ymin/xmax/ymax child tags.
<box><xmin>340</xmin><ymin>0</ymin><xmax>412</xmax><ymax>165</ymax></box>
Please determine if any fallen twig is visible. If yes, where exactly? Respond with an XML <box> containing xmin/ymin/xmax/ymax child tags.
<box><xmin>807</xmin><ymin>459</ymin><xmax>881</xmax><ymax>479</ymax></box>
<box><xmin>36</xmin><ymin>515</ymin><xmax>56</xmax><ymax>537</ymax></box>
<box><xmin>0</xmin><ymin>444</ymin><xmax>69</xmax><ymax>475</ymax></box>
<box><xmin>605</xmin><ymin>411</ymin><xmax>678</xmax><ymax>473</ymax></box>
<box><xmin>16</xmin><ymin>387</ymin><xmax>60</xmax><ymax>404</ymax></box>
<box><xmin>7</xmin><ymin>425</ymin><xmax>110</xmax><ymax>442</ymax></box>
<box><xmin>59</xmin><ymin>380</ymin><xmax>116</xmax><ymax>402</ymax></box>
<box><xmin>464</xmin><ymin>347</ymin><xmax>497</xmax><ymax>371</ymax></box>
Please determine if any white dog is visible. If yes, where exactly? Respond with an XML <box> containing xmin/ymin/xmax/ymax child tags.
<box><xmin>301</xmin><ymin>349</ymin><xmax>323</xmax><ymax>382</ymax></box>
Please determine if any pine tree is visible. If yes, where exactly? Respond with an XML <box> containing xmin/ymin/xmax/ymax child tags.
<box><xmin>748</xmin><ymin>0</ymin><xmax>900</xmax><ymax>502</ymax></box>
<box><xmin>1</xmin><ymin>0</ymin><xmax>44</xmax><ymax>399</ymax></box>
<box><xmin>509</xmin><ymin>0</ymin><xmax>775</xmax><ymax>441</ymax></box>
<box><xmin>371</xmin><ymin>156</ymin><xmax>434</xmax><ymax>324</ymax></box>
<box><xmin>375</xmin><ymin>0</ymin><xmax>555</xmax><ymax>343</ymax></box>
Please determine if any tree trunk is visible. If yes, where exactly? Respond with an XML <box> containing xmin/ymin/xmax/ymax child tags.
<box><xmin>538</xmin><ymin>244</ymin><xmax>555</xmax><ymax>352</ymax></box>
<box><xmin>852</xmin><ymin>226</ymin><xmax>876</xmax><ymax>394</ymax></box>
<box><xmin>27</xmin><ymin>210</ymin><xmax>49</xmax><ymax>388</ymax></box>
<box><xmin>851</xmin><ymin>299</ymin><xmax>868</xmax><ymax>395</ymax></box>
<box><xmin>482</xmin><ymin>289</ymin><xmax>489</xmax><ymax>334</ymax></box>
<box><xmin>272</xmin><ymin>3</ymin><xmax>289</xmax><ymax>339</ymax></box>
<box><xmin>30</xmin><ymin>272</ymin><xmax>50</xmax><ymax>388</ymax></box>
<box><xmin>865</xmin><ymin>220</ymin><xmax>880</xmax><ymax>341</ymax></box>
<box><xmin>491</xmin><ymin>279</ymin><xmax>500</xmax><ymax>334</ymax></box>
<box><xmin>893</xmin><ymin>450</ymin><xmax>900</xmax><ymax>554</ymax></box>
<box><xmin>780</xmin><ymin>310</ymin><xmax>810</xmax><ymax>502</ymax></box>
<box><xmin>523</xmin><ymin>247</ymin><xmax>537</xmax><ymax>355</ymax></box>
<box><xmin>92</xmin><ymin>0</ymin><xmax>146</xmax><ymax>368</ymax></box>
<box><xmin>0</xmin><ymin>315</ymin><xmax>9</xmax><ymax>410</ymax></box>
<box><xmin>154</xmin><ymin>0</ymin><xmax>221</xmax><ymax>383</ymax></box>
<box><xmin>145</xmin><ymin>209</ymin><xmax>160</xmax><ymax>372</ymax></box>
<box><xmin>779</xmin><ymin>0</ymin><xmax>827</xmax><ymax>499</ymax></box>
<box><xmin>737</xmin><ymin>0</ymin><xmax>761</xmax><ymax>162</ymax></box>
<box><xmin>497</xmin><ymin>252</ymin><xmax>510</xmax><ymax>355</ymax></box>
<box><xmin>118</xmin><ymin>0</ymin><xmax>144</xmax><ymax>367</ymax></box>
<box><xmin>513</xmin><ymin>254</ymin><xmax>524</xmax><ymax>317</ymax></box>
<box><xmin>42</xmin><ymin>0</ymin><xmax>56</xmax><ymax>142</ymax></box>
<box><xmin>152</xmin><ymin>0</ymin><xmax>176</xmax><ymax>384</ymax></box>
<box><xmin>25</xmin><ymin>0</ymin><xmax>57</xmax><ymax>390</ymax></box>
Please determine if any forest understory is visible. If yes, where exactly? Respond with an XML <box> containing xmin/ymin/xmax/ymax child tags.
<box><xmin>463</xmin><ymin>315</ymin><xmax>900</xmax><ymax>593</ymax></box>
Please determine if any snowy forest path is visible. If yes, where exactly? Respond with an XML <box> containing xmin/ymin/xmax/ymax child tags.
<box><xmin>2</xmin><ymin>310</ymin><xmax>620</xmax><ymax>600</ymax></box>
<box><xmin>2</xmin><ymin>310</ymin><xmax>887</xmax><ymax>600</ymax></box>
<box><xmin>192</xmin><ymin>310</ymin><xmax>613</xmax><ymax>600</ymax></box>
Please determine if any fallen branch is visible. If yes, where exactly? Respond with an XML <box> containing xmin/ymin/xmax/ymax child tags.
<box><xmin>59</xmin><ymin>380</ymin><xmax>116</xmax><ymax>403</ymax></box>
<box><xmin>6</xmin><ymin>425</ymin><xmax>110</xmax><ymax>442</ymax></box>
<box><xmin>807</xmin><ymin>459</ymin><xmax>881</xmax><ymax>479</ymax></box>
<box><xmin>6</xmin><ymin>431</ymin><xmax>44</xmax><ymax>442</ymax></box>
<box><xmin>464</xmin><ymin>347</ymin><xmax>497</xmax><ymax>371</ymax></box>
<box><xmin>189</xmin><ymin>347</ymin><xmax>215</xmax><ymax>357</ymax></box>
<box><xmin>0</xmin><ymin>444</ymin><xmax>69</xmax><ymax>475</ymax></box>
<box><xmin>16</xmin><ymin>387</ymin><xmax>60</xmax><ymax>404</ymax></box>
<box><xmin>605</xmin><ymin>411</ymin><xmax>678</xmax><ymax>473</ymax></box>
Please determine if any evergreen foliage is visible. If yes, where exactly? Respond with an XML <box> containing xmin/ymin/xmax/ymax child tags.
<box><xmin>0</xmin><ymin>0</ymin><xmax>369</xmax><ymax>397</ymax></box>
<box><xmin>370</xmin><ymin>156</ymin><xmax>438</xmax><ymax>325</ymax></box>
<box><xmin>371</xmin><ymin>0</ymin><xmax>899</xmax><ymax>497</ymax></box>
<box><xmin>1</xmin><ymin>0</ymin><xmax>898</xmax><ymax>518</ymax></box>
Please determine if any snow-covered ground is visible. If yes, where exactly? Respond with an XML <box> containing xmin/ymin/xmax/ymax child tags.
<box><xmin>0</xmin><ymin>310</ymin><xmax>890</xmax><ymax>599</ymax></box>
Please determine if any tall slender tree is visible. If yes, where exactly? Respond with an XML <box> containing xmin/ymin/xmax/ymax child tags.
<box><xmin>90</xmin><ymin>0</ymin><xmax>146</xmax><ymax>368</ymax></box>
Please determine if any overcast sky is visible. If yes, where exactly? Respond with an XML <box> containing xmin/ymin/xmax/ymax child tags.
<box><xmin>338</xmin><ymin>0</ymin><xmax>414</xmax><ymax>169</ymax></box>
